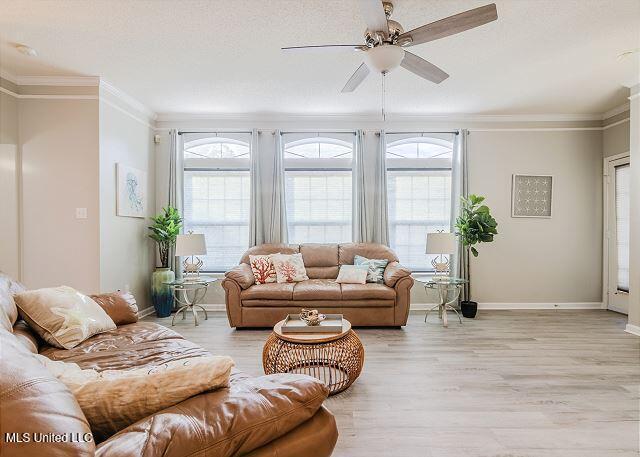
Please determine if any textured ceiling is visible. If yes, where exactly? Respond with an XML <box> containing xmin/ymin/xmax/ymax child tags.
<box><xmin>0</xmin><ymin>0</ymin><xmax>638</xmax><ymax>115</ymax></box>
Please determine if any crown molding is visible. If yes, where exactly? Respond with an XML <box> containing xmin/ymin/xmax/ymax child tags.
<box><xmin>99</xmin><ymin>80</ymin><xmax>156</xmax><ymax>121</ymax></box>
<box><xmin>0</xmin><ymin>69</ymin><xmax>18</xmax><ymax>84</ymax></box>
<box><xmin>602</xmin><ymin>102</ymin><xmax>630</xmax><ymax>120</ymax></box>
<box><xmin>155</xmin><ymin>112</ymin><xmax>604</xmax><ymax>123</ymax></box>
<box><xmin>14</xmin><ymin>75</ymin><xmax>100</xmax><ymax>86</ymax></box>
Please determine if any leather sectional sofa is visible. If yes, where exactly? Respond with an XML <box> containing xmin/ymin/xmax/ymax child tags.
<box><xmin>0</xmin><ymin>273</ymin><xmax>338</xmax><ymax>457</ymax></box>
<box><xmin>222</xmin><ymin>243</ymin><xmax>413</xmax><ymax>328</ymax></box>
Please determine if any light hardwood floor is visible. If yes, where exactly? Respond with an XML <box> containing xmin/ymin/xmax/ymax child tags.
<box><xmin>145</xmin><ymin>310</ymin><xmax>640</xmax><ymax>457</ymax></box>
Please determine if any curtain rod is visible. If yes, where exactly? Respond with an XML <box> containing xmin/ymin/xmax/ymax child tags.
<box><xmin>178</xmin><ymin>130</ymin><xmax>253</xmax><ymax>135</ymax></box>
<box><xmin>384</xmin><ymin>130</ymin><xmax>460</xmax><ymax>135</ymax></box>
<box><xmin>280</xmin><ymin>130</ymin><xmax>357</xmax><ymax>135</ymax></box>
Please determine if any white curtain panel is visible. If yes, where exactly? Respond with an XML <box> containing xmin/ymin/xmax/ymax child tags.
<box><xmin>450</xmin><ymin>129</ymin><xmax>469</xmax><ymax>297</ymax></box>
<box><xmin>168</xmin><ymin>129</ymin><xmax>184</xmax><ymax>279</ymax></box>
<box><xmin>249</xmin><ymin>130</ymin><xmax>288</xmax><ymax>246</ymax></box>
<box><xmin>352</xmin><ymin>130</ymin><xmax>389</xmax><ymax>245</ymax></box>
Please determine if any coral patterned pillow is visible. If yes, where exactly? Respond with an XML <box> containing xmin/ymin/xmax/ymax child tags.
<box><xmin>271</xmin><ymin>253</ymin><xmax>309</xmax><ymax>283</ymax></box>
<box><xmin>249</xmin><ymin>254</ymin><xmax>279</xmax><ymax>285</ymax></box>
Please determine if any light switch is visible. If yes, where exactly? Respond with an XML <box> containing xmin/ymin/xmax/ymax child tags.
<box><xmin>76</xmin><ymin>208</ymin><xmax>88</xmax><ymax>219</ymax></box>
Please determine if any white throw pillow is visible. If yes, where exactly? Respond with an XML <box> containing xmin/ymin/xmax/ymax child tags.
<box><xmin>15</xmin><ymin>286</ymin><xmax>116</xmax><ymax>349</ymax></box>
<box><xmin>36</xmin><ymin>354</ymin><xmax>234</xmax><ymax>441</ymax></box>
<box><xmin>335</xmin><ymin>265</ymin><xmax>369</xmax><ymax>284</ymax></box>
<box><xmin>271</xmin><ymin>253</ymin><xmax>309</xmax><ymax>283</ymax></box>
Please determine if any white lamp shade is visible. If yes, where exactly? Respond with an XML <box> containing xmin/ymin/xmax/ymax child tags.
<box><xmin>364</xmin><ymin>44</ymin><xmax>405</xmax><ymax>73</ymax></box>
<box><xmin>426</xmin><ymin>232</ymin><xmax>457</xmax><ymax>254</ymax></box>
<box><xmin>175</xmin><ymin>233</ymin><xmax>207</xmax><ymax>256</ymax></box>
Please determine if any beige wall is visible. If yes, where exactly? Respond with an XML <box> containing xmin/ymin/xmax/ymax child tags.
<box><xmin>468</xmin><ymin>130</ymin><xmax>603</xmax><ymax>304</ymax></box>
<box><xmin>0</xmin><ymin>92</ymin><xmax>20</xmax><ymax>279</ymax></box>
<box><xmin>19</xmin><ymin>98</ymin><xmax>101</xmax><ymax>292</ymax></box>
<box><xmin>99</xmin><ymin>92</ymin><xmax>156</xmax><ymax>309</ymax></box>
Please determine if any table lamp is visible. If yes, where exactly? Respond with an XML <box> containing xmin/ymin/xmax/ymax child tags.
<box><xmin>426</xmin><ymin>231</ymin><xmax>456</xmax><ymax>275</ymax></box>
<box><xmin>175</xmin><ymin>232</ymin><xmax>207</xmax><ymax>279</ymax></box>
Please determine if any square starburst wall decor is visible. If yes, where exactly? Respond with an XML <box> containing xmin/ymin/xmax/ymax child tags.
<box><xmin>511</xmin><ymin>174</ymin><xmax>553</xmax><ymax>218</ymax></box>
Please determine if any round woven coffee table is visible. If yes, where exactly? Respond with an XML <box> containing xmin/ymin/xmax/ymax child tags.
<box><xmin>263</xmin><ymin>318</ymin><xmax>364</xmax><ymax>395</ymax></box>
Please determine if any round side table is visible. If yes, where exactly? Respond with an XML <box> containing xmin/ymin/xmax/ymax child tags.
<box><xmin>263</xmin><ymin>319</ymin><xmax>364</xmax><ymax>395</ymax></box>
<box><xmin>164</xmin><ymin>278</ymin><xmax>215</xmax><ymax>326</ymax></box>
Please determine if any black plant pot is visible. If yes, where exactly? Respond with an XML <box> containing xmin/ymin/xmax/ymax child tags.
<box><xmin>460</xmin><ymin>300</ymin><xmax>478</xmax><ymax>318</ymax></box>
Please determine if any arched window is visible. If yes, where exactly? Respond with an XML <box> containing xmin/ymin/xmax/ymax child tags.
<box><xmin>386</xmin><ymin>135</ymin><xmax>454</xmax><ymax>271</ymax></box>
<box><xmin>285</xmin><ymin>137</ymin><xmax>353</xmax><ymax>159</ymax></box>
<box><xmin>184</xmin><ymin>137</ymin><xmax>250</xmax><ymax>159</ymax></box>
<box><xmin>283</xmin><ymin>133</ymin><xmax>355</xmax><ymax>244</ymax></box>
<box><xmin>182</xmin><ymin>133</ymin><xmax>252</xmax><ymax>271</ymax></box>
<box><xmin>386</xmin><ymin>137</ymin><xmax>453</xmax><ymax>159</ymax></box>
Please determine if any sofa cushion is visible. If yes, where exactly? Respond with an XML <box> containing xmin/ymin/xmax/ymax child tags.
<box><xmin>38</xmin><ymin>354</ymin><xmax>234</xmax><ymax>442</ymax></box>
<box><xmin>90</xmin><ymin>291</ymin><xmax>139</xmax><ymax>326</ymax></box>
<box><xmin>95</xmin><ymin>373</ymin><xmax>329</xmax><ymax>457</ymax></box>
<box><xmin>241</xmin><ymin>283</ymin><xmax>295</xmax><ymax>301</ymax></box>
<box><xmin>299</xmin><ymin>244</ymin><xmax>338</xmax><ymax>267</ymax></box>
<box><xmin>340</xmin><ymin>283</ymin><xmax>396</xmax><ymax>300</ymax></box>
<box><xmin>241</xmin><ymin>299</ymin><xmax>394</xmax><ymax>308</ymax></box>
<box><xmin>292</xmin><ymin>279</ymin><xmax>342</xmax><ymax>300</ymax></box>
<box><xmin>40</xmin><ymin>321</ymin><xmax>210</xmax><ymax>371</ymax></box>
<box><xmin>240</xmin><ymin>244</ymin><xmax>299</xmax><ymax>264</ymax></box>
<box><xmin>338</xmin><ymin>243</ymin><xmax>399</xmax><ymax>265</ymax></box>
<box><xmin>0</xmin><ymin>329</ymin><xmax>95</xmax><ymax>456</ymax></box>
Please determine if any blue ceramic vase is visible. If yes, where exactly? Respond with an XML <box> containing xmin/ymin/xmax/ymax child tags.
<box><xmin>151</xmin><ymin>268</ymin><xmax>175</xmax><ymax>317</ymax></box>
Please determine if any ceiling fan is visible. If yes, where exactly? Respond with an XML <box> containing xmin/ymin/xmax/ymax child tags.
<box><xmin>282</xmin><ymin>1</ymin><xmax>498</xmax><ymax>92</ymax></box>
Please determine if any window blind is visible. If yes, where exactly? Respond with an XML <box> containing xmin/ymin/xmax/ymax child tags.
<box><xmin>615</xmin><ymin>164</ymin><xmax>630</xmax><ymax>292</ymax></box>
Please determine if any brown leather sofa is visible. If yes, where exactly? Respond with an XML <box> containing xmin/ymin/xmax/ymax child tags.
<box><xmin>222</xmin><ymin>243</ymin><xmax>413</xmax><ymax>328</ymax></box>
<box><xmin>0</xmin><ymin>273</ymin><xmax>337</xmax><ymax>457</ymax></box>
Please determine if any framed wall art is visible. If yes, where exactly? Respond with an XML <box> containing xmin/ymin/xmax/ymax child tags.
<box><xmin>116</xmin><ymin>163</ymin><xmax>147</xmax><ymax>218</ymax></box>
<box><xmin>511</xmin><ymin>174</ymin><xmax>553</xmax><ymax>218</ymax></box>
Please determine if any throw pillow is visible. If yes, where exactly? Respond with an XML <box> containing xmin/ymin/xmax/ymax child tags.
<box><xmin>14</xmin><ymin>286</ymin><xmax>117</xmax><ymax>349</ymax></box>
<box><xmin>271</xmin><ymin>253</ymin><xmax>309</xmax><ymax>283</ymax></box>
<box><xmin>36</xmin><ymin>354</ymin><xmax>234</xmax><ymax>441</ymax></box>
<box><xmin>249</xmin><ymin>254</ymin><xmax>279</xmax><ymax>284</ymax></box>
<box><xmin>354</xmin><ymin>255</ymin><xmax>389</xmax><ymax>284</ymax></box>
<box><xmin>335</xmin><ymin>265</ymin><xmax>369</xmax><ymax>284</ymax></box>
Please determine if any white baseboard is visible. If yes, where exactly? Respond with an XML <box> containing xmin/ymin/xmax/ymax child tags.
<box><xmin>142</xmin><ymin>302</ymin><xmax>604</xmax><ymax>317</ymax></box>
<box><xmin>625</xmin><ymin>323</ymin><xmax>640</xmax><ymax>337</ymax></box>
<box><xmin>411</xmin><ymin>302</ymin><xmax>603</xmax><ymax>311</ymax></box>
<box><xmin>607</xmin><ymin>304</ymin><xmax>628</xmax><ymax>315</ymax></box>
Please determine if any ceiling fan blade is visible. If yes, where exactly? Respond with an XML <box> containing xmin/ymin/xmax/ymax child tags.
<box><xmin>282</xmin><ymin>44</ymin><xmax>366</xmax><ymax>52</ymax></box>
<box><xmin>398</xmin><ymin>3</ymin><xmax>497</xmax><ymax>47</ymax></box>
<box><xmin>341</xmin><ymin>63</ymin><xmax>371</xmax><ymax>93</ymax></box>
<box><xmin>359</xmin><ymin>0</ymin><xmax>389</xmax><ymax>33</ymax></box>
<box><xmin>400</xmin><ymin>51</ymin><xmax>449</xmax><ymax>84</ymax></box>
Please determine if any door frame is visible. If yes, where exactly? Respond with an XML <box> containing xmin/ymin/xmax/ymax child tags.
<box><xmin>602</xmin><ymin>151</ymin><xmax>630</xmax><ymax>313</ymax></box>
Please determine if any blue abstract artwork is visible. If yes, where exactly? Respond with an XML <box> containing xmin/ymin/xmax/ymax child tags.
<box><xmin>117</xmin><ymin>163</ymin><xmax>146</xmax><ymax>217</ymax></box>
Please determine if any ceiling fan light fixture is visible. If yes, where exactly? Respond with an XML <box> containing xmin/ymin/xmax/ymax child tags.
<box><xmin>364</xmin><ymin>44</ymin><xmax>405</xmax><ymax>73</ymax></box>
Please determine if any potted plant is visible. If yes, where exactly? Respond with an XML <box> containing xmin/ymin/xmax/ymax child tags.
<box><xmin>148</xmin><ymin>206</ymin><xmax>182</xmax><ymax>317</ymax></box>
<box><xmin>454</xmin><ymin>194</ymin><xmax>498</xmax><ymax>318</ymax></box>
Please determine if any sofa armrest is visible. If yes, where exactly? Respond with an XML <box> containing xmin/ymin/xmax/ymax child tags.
<box><xmin>383</xmin><ymin>261</ymin><xmax>412</xmax><ymax>287</ymax></box>
<box><xmin>90</xmin><ymin>291</ymin><xmax>138</xmax><ymax>326</ymax></box>
<box><xmin>225</xmin><ymin>264</ymin><xmax>255</xmax><ymax>290</ymax></box>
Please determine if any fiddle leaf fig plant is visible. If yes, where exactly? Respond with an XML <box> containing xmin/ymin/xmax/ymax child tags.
<box><xmin>148</xmin><ymin>206</ymin><xmax>182</xmax><ymax>268</ymax></box>
<box><xmin>455</xmin><ymin>194</ymin><xmax>498</xmax><ymax>302</ymax></box>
